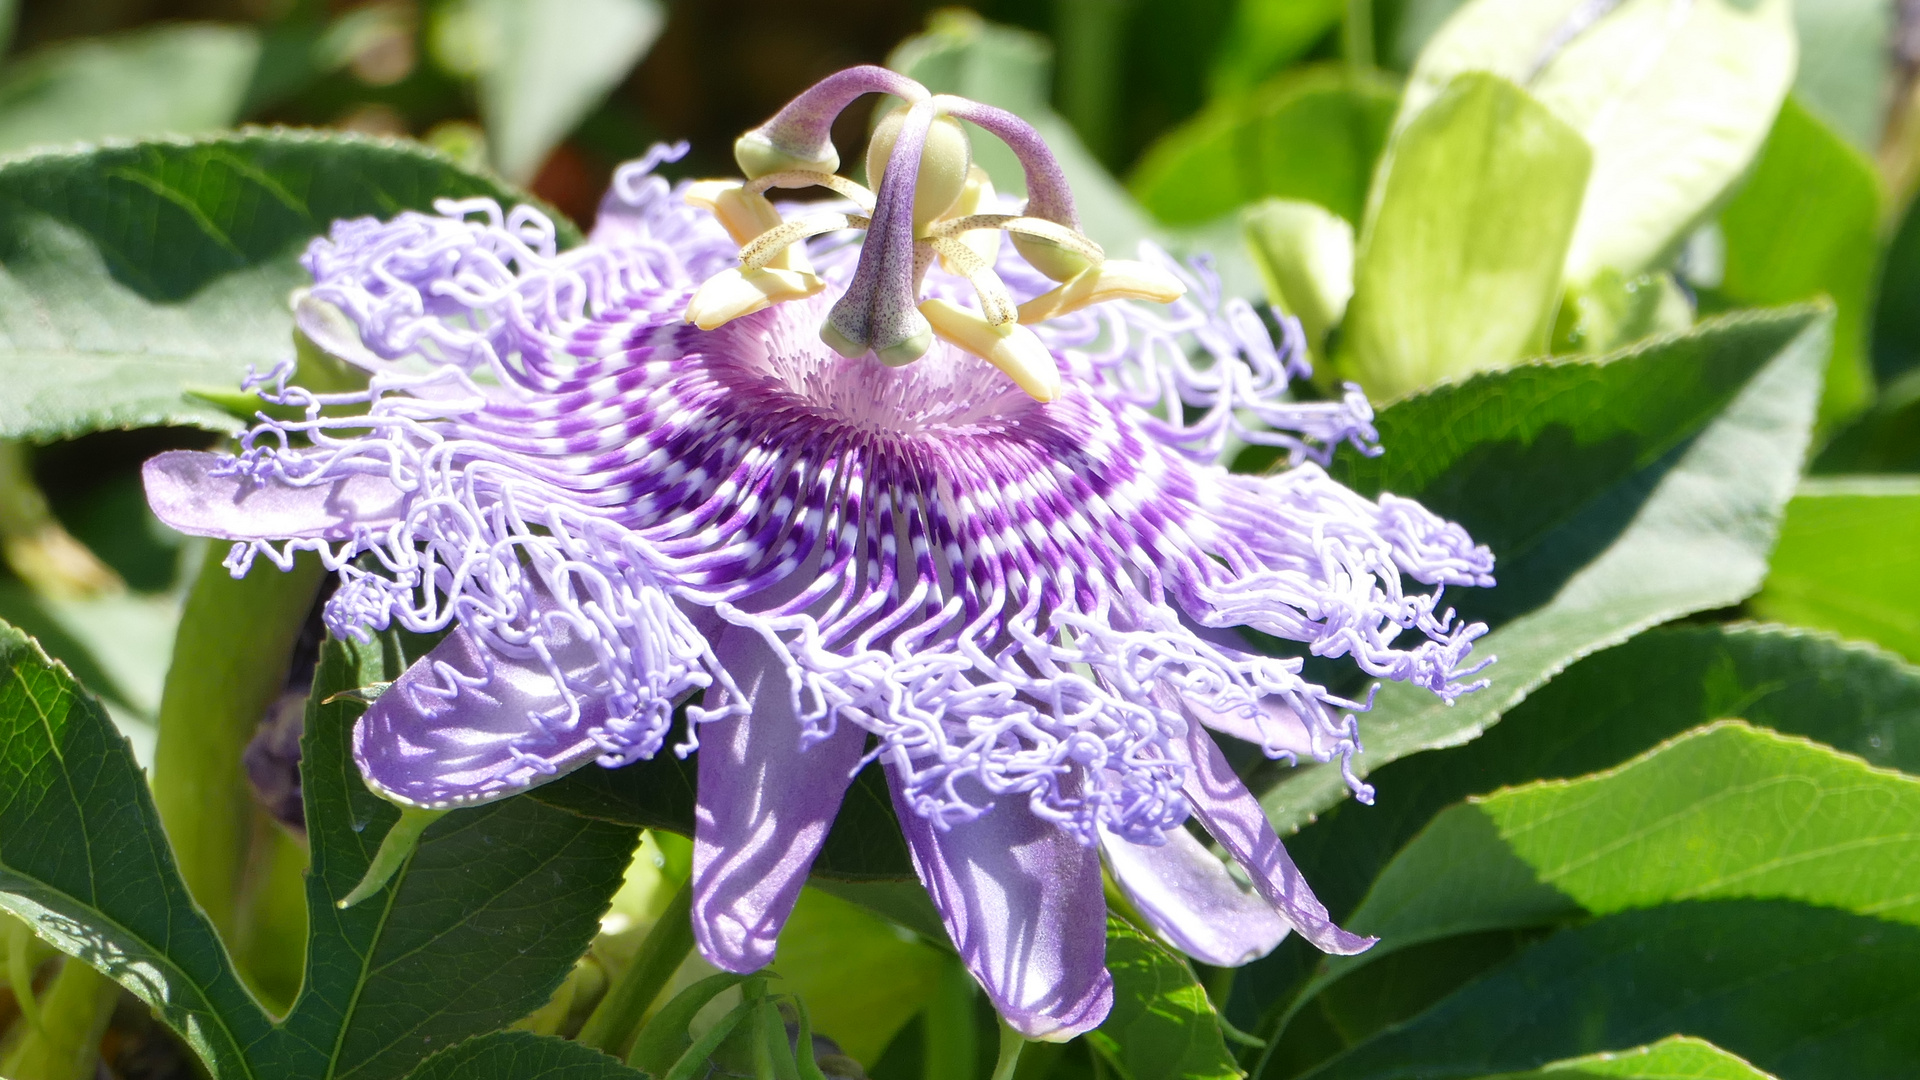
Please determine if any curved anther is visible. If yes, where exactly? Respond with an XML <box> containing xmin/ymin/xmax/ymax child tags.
<box><xmin>929</xmin><ymin>237</ymin><xmax>1017</xmax><ymax>326</ymax></box>
<box><xmin>746</xmin><ymin>170</ymin><xmax>877</xmax><ymax>213</ymax></box>
<box><xmin>1017</xmin><ymin>259</ymin><xmax>1187</xmax><ymax>324</ymax></box>
<box><xmin>736</xmin><ymin>65</ymin><xmax>930</xmax><ymax>179</ymax></box>
<box><xmin>920</xmin><ymin>298</ymin><xmax>1061</xmax><ymax>402</ymax></box>
<box><xmin>684</xmin><ymin>181</ymin><xmax>813</xmax><ymax>274</ymax></box>
<box><xmin>741</xmin><ymin>213</ymin><xmax>869</xmax><ymax>272</ymax></box>
<box><xmin>930</xmin><ymin>215</ymin><xmax>1106</xmax><ymax>264</ymax></box>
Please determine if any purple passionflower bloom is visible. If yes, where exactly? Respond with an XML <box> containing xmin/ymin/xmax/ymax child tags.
<box><xmin>143</xmin><ymin>67</ymin><xmax>1492</xmax><ymax>1039</ymax></box>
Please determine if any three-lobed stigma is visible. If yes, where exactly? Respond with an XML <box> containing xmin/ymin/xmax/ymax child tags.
<box><xmin>682</xmin><ymin>65</ymin><xmax>1186</xmax><ymax>403</ymax></box>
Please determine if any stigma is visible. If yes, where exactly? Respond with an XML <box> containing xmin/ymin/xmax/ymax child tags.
<box><xmin>681</xmin><ymin>65</ymin><xmax>1185</xmax><ymax>403</ymax></box>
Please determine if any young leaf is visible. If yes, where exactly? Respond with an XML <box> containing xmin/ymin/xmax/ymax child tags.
<box><xmin>1288</xmin><ymin>901</ymin><xmax>1920</xmax><ymax>1079</ymax></box>
<box><xmin>254</xmin><ymin>632</ymin><xmax>641</xmax><ymax>1080</ymax></box>
<box><xmin>1086</xmin><ymin>916</ymin><xmax>1240</xmax><ymax>1080</ymax></box>
<box><xmin>406</xmin><ymin>1030</ymin><xmax>646</xmax><ymax>1080</ymax></box>
<box><xmin>471</xmin><ymin>0</ymin><xmax>665</xmax><ymax>183</ymax></box>
<box><xmin>1713</xmin><ymin>97</ymin><xmax>1882</xmax><ymax>428</ymax></box>
<box><xmin>1130</xmin><ymin>63</ymin><xmax>1399</xmax><ymax>227</ymax></box>
<box><xmin>1403</xmin><ymin>0</ymin><xmax>1796</xmax><ymax>284</ymax></box>
<box><xmin>1749</xmin><ymin>477</ymin><xmax>1920</xmax><ymax>664</ymax></box>
<box><xmin>0</xmin><ymin>619</ymin><xmax>271</xmax><ymax>1078</ymax></box>
<box><xmin>1260</xmin><ymin>307</ymin><xmax>1831</xmax><ymax>834</ymax></box>
<box><xmin>1480</xmin><ymin>1035</ymin><xmax>1779</xmax><ymax>1079</ymax></box>
<box><xmin>1792</xmin><ymin>0</ymin><xmax>1894</xmax><ymax>152</ymax></box>
<box><xmin>1339</xmin><ymin>72</ymin><xmax>1590</xmax><ymax>398</ymax></box>
<box><xmin>1332</xmin><ymin>722</ymin><xmax>1920</xmax><ymax>978</ymax></box>
<box><xmin>0</xmin><ymin>24</ymin><xmax>259</xmax><ymax>155</ymax></box>
<box><xmin>0</xmin><ymin>132</ymin><xmax>575</xmax><ymax>442</ymax></box>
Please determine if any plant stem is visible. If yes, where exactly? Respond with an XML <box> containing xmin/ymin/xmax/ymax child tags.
<box><xmin>578</xmin><ymin>878</ymin><xmax>696</xmax><ymax>1057</ymax></box>
<box><xmin>151</xmin><ymin>544</ymin><xmax>323</xmax><ymax>938</ymax></box>
<box><xmin>0</xmin><ymin>959</ymin><xmax>116</xmax><ymax>1080</ymax></box>
<box><xmin>990</xmin><ymin>1018</ymin><xmax>1027</xmax><ymax>1080</ymax></box>
<box><xmin>1054</xmin><ymin>0</ymin><xmax>1128</xmax><ymax>167</ymax></box>
<box><xmin>1341</xmin><ymin>0</ymin><xmax>1374</xmax><ymax>74</ymax></box>
<box><xmin>923</xmin><ymin>954</ymin><xmax>978</xmax><ymax>1080</ymax></box>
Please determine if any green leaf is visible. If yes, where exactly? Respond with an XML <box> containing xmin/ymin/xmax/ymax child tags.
<box><xmin>770</xmin><ymin>886</ymin><xmax>948</xmax><ymax>1064</ymax></box>
<box><xmin>472</xmin><ymin>0</ymin><xmax>665</xmax><ymax>183</ymax></box>
<box><xmin>0</xmin><ymin>25</ymin><xmax>260</xmax><ymax>156</ymax></box>
<box><xmin>1289</xmin><ymin>901</ymin><xmax>1920</xmax><ymax>1079</ymax></box>
<box><xmin>1281</xmin><ymin>622</ymin><xmax>1920</xmax><ymax>934</ymax></box>
<box><xmin>1479</xmin><ymin>1036</ymin><xmax>1778</xmax><ymax>1080</ymax></box>
<box><xmin>406</xmin><ymin>1030</ymin><xmax>646</xmax><ymax>1080</ymax></box>
<box><xmin>1086</xmin><ymin>916</ymin><xmax>1240</xmax><ymax>1080</ymax></box>
<box><xmin>1334</xmin><ymin>722</ymin><xmax>1920</xmax><ymax>980</ymax></box>
<box><xmin>1209</xmin><ymin>0</ymin><xmax>1345</xmax><ymax>96</ymax></box>
<box><xmin>1750</xmin><ymin>477</ymin><xmax>1920</xmax><ymax>664</ymax></box>
<box><xmin>0</xmin><ymin>132</ymin><xmax>575</xmax><ymax>442</ymax></box>
<box><xmin>1243</xmin><ymin>197</ymin><xmax>1354</xmax><ymax>353</ymax></box>
<box><xmin>258</xmin><ymin>632</ymin><xmax>641</xmax><ymax>1080</ymax></box>
<box><xmin>0</xmin><ymin>619</ymin><xmax>270</xmax><ymax>1078</ymax></box>
<box><xmin>1339</xmin><ymin>72</ymin><xmax>1589</xmax><ymax>398</ymax></box>
<box><xmin>1403</xmin><ymin>0</ymin><xmax>1796</xmax><ymax>284</ymax></box>
<box><xmin>1792</xmin><ymin>0</ymin><xmax>1894</xmax><ymax>153</ymax></box>
<box><xmin>1259</xmin><ymin>307</ymin><xmax>1830</xmax><ymax>834</ymax></box>
<box><xmin>1713</xmin><ymin>96</ymin><xmax>1881</xmax><ymax>429</ymax></box>
<box><xmin>1129</xmin><ymin>63</ymin><xmax>1399</xmax><ymax>227</ymax></box>
<box><xmin>1259</xmin><ymin>307</ymin><xmax>1827</xmax><ymax>826</ymax></box>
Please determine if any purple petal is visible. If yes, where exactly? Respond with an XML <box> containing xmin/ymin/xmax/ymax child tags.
<box><xmin>353</xmin><ymin>624</ymin><xmax>608</xmax><ymax>808</ymax></box>
<box><xmin>887</xmin><ymin>770</ymin><xmax>1113</xmax><ymax>1041</ymax></box>
<box><xmin>1177</xmin><ymin>724</ymin><xmax>1375</xmax><ymax>956</ymax></box>
<box><xmin>144</xmin><ymin>450</ymin><xmax>405</xmax><ymax>541</ymax></box>
<box><xmin>1100</xmin><ymin>825</ymin><xmax>1290</xmax><ymax>967</ymax></box>
<box><xmin>692</xmin><ymin>627</ymin><xmax>867</xmax><ymax>973</ymax></box>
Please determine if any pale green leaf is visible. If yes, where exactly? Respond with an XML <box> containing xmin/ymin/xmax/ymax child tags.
<box><xmin>1130</xmin><ymin>63</ymin><xmax>1399</xmax><ymax>227</ymax></box>
<box><xmin>0</xmin><ymin>25</ymin><xmax>259</xmax><ymax>156</ymax></box>
<box><xmin>1340</xmin><ymin>71</ymin><xmax>1589</xmax><ymax>397</ymax></box>
<box><xmin>1750</xmin><ymin>476</ymin><xmax>1920</xmax><ymax>664</ymax></box>
<box><xmin>1243</xmin><ymin>197</ymin><xmax>1353</xmax><ymax>353</ymax></box>
<box><xmin>1403</xmin><ymin>0</ymin><xmax>1796</xmax><ymax>283</ymax></box>
<box><xmin>1715</xmin><ymin>96</ymin><xmax>1881</xmax><ymax>429</ymax></box>
<box><xmin>1792</xmin><ymin>0</ymin><xmax>1893</xmax><ymax>152</ymax></box>
<box><xmin>1479</xmin><ymin>1036</ymin><xmax>1779</xmax><ymax>1080</ymax></box>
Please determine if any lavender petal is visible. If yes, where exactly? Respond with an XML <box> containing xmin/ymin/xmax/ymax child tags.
<box><xmin>1178</xmin><ymin>724</ymin><xmax>1375</xmax><ymax>956</ymax></box>
<box><xmin>143</xmin><ymin>450</ymin><xmax>406</xmax><ymax>541</ymax></box>
<box><xmin>1100</xmin><ymin>825</ymin><xmax>1291</xmax><ymax>967</ymax></box>
<box><xmin>353</xmin><ymin>623</ymin><xmax>610</xmax><ymax>809</ymax></box>
<box><xmin>692</xmin><ymin>627</ymin><xmax>867</xmax><ymax>973</ymax></box>
<box><xmin>888</xmin><ymin>768</ymin><xmax>1113</xmax><ymax>1041</ymax></box>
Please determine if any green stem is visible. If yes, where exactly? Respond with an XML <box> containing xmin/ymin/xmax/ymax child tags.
<box><xmin>6</xmin><ymin>915</ymin><xmax>41</xmax><ymax>1033</ymax></box>
<box><xmin>923</xmin><ymin>955</ymin><xmax>979</xmax><ymax>1080</ymax></box>
<box><xmin>151</xmin><ymin>544</ymin><xmax>323</xmax><ymax>937</ymax></box>
<box><xmin>578</xmin><ymin>878</ymin><xmax>696</xmax><ymax>1057</ymax></box>
<box><xmin>990</xmin><ymin>1018</ymin><xmax>1027</xmax><ymax>1080</ymax></box>
<box><xmin>1341</xmin><ymin>0</ymin><xmax>1374</xmax><ymax>74</ymax></box>
<box><xmin>0</xmin><ymin>960</ymin><xmax>116</xmax><ymax>1080</ymax></box>
<box><xmin>1054</xmin><ymin>0</ymin><xmax>1129</xmax><ymax>167</ymax></box>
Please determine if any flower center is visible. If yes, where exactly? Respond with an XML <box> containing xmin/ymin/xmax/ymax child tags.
<box><xmin>680</xmin><ymin>65</ymin><xmax>1189</xmax><ymax>405</ymax></box>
